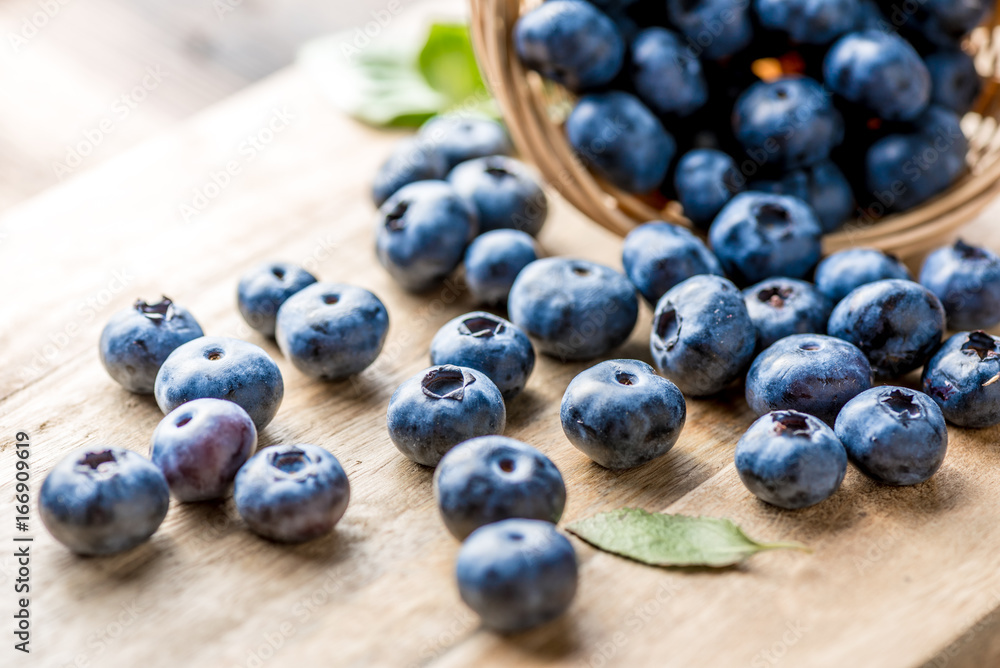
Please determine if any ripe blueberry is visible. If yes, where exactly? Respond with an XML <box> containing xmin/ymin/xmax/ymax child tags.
<box><xmin>234</xmin><ymin>443</ymin><xmax>350</xmax><ymax>543</ymax></box>
<box><xmin>434</xmin><ymin>436</ymin><xmax>566</xmax><ymax>540</ymax></box>
<box><xmin>40</xmin><ymin>446</ymin><xmax>170</xmax><ymax>555</ymax></box>
<box><xmin>99</xmin><ymin>297</ymin><xmax>203</xmax><ymax>394</ymax></box>
<box><xmin>387</xmin><ymin>365</ymin><xmax>506</xmax><ymax>466</ymax></box>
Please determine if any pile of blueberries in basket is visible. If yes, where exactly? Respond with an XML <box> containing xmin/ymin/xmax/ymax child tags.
<box><xmin>514</xmin><ymin>0</ymin><xmax>985</xmax><ymax>227</ymax></box>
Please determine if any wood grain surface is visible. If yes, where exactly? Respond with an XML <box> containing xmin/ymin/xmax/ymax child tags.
<box><xmin>3</xmin><ymin>65</ymin><xmax>1000</xmax><ymax>668</ymax></box>
<box><xmin>0</xmin><ymin>0</ymin><xmax>417</xmax><ymax>212</ymax></box>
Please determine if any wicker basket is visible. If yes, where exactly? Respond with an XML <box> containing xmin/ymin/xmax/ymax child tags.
<box><xmin>470</xmin><ymin>1</ymin><xmax>1000</xmax><ymax>256</ymax></box>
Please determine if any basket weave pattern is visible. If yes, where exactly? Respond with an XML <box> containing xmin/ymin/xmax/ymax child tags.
<box><xmin>470</xmin><ymin>0</ymin><xmax>1000</xmax><ymax>255</ymax></box>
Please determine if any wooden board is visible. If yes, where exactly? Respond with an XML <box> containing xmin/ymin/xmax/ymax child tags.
<box><xmin>0</xmin><ymin>0</ymin><xmax>414</xmax><ymax>212</ymax></box>
<box><xmin>3</xmin><ymin>65</ymin><xmax>1000</xmax><ymax>668</ymax></box>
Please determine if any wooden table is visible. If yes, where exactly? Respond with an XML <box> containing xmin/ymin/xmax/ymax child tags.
<box><xmin>3</xmin><ymin>65</ymin><xmax>1000</xmax><ymax>668</ymax></box>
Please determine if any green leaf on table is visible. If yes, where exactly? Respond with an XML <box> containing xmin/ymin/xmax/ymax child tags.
<box><xmin>418</xmin><ymin>23</ymin><xmax>486</xmax><ymax>103</ymax></box>
<box><xmin>298</xmin><ymin>21</ymin><xmax>495</xmax><ymax>128</ymax></box>
<box><xmin>566</xmin><ymin>508</ymin><xmax>809</xmax><ymax>568</ymax></box>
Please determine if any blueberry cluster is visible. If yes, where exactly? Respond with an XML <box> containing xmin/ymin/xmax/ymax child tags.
<box><xmin>514</xmin><ymin>0</ymin><xmax>982</xmax><ymax>226</ymax></box>
<box><xmin>44</xmin><ymin>54</ymin><xmax>998</xmax><ymax>636</ymax></box>
<box><xmin>372</xmin><ymin>114</ymin><xmax>547</xmax><ymax>304</ymax></box>
<box><xmin>45</xmin><ymin>261</ymin><xmax>393</xmax><ymax>555</ymax></box>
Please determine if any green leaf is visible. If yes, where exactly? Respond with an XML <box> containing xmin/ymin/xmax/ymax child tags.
<box><xmin>298</xmin><ymin>21</ymin><xmax>495</xmax><ymax>128</ymax></box>
<box><xmin>298</xmin><ymin>30</ymin><xmax>445</xmax><ymax>128</ymax></box>
<box><xmin>567</xmin><ymin>508</ymin><xmax>809</xmax><ymax>568</ymax></box>
<box><xmin>418</xmin><ymin>23</ymin><xmax>485</xmax><ymax>103</ymax></box>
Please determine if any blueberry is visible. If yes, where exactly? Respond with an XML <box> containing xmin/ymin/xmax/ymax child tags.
<box><xmin>733</xmin><ymin>77</ymin><xmax>843</xmax><ymax>171</ymax></box>
<box><xmin>865</xmin><ymin>134</ymin><xmax>944</xmax><ymax>213</ymax></box>
<box><xmin>99</xmin><ymin>297</ymin><xmax>204</xmax><ymax>394</ymax></box>
<box><xmin>598</xmin><ymin>2</ymin><xmax>643</xmax><ymax>43</ymax></box>
<box><xmin>814</xmin><ymin>248</ymin><xmax>912</xmax><ymax>304</ymax></box>
<box><xmin>901</xmin><ymin>0</ymin><xmax>988</xmax><ymax>48</ymax></box>
<box><xmin>40</xmin><ymin>446</ymin><xmax>170</xmax><ymax>555</ymax></box>
<box><xmin>709</xmin><ymin>192</ymin><xmax>823</xmax><ymax>285</ymax></box>
<box><xmin>237</xmin><ymin>261</ymin><xmax>318</xmax><ymax>337</ymax></box>
<box><xmin>753</xmin><ymin>160</ymin><xmax>854</xmax><ymax>233</ymax></box>
<box><xmin>275</xmin><ymin>282</ymin><xmax>389</xmax><ymax>381</ymax></box>
<box><xmin>835</xmin><ymin>386</ymin><xmax>948</xmax><ymax>485</ymax></box>
<box><xmin>746</xmin><ymin>334</ymin><xmax>872</xmax><ymax>424</ymax></box>
<box><xmin>673</xmin><ymin>149</ymin><xmax>746</xmax><ymax>230</ymax></box>
<box><xmin>434</xmin><ymin>436</ymin><xmax>566</xmax><ymax>540</ymax></box>
<box><xmin>926</xmin><ymin>49</ymin><xmax>982</xmax><ymax>116</ymax></box>
<box><xmin>853</xmin><ymin>0</ymin><xmax>887</xmax><ymax>30</ymax></box>
<box><xmin>566</xmin><ymin>91</ymin><xmax>675</xmax><ymax>193</ymax></box>
<box><xmin>735</xmin><ymin>411</ymin><xmax>848</xmax><ymax>509</ymax></box>
<box><xmin>631</xmin><ymin>27</ymin><xmax>708</xmax><ymax>117</ymax></box>
<box><xmin>154</xmin><ymin>336</ymin><xmax>284</xmax><ymax>430</ymax></box>
<box><xmin>508</xmin><ymin>258</ymin><xmax>639</xmax><ymax>361</ymax></box>
<box><xmin>371</xmin><ymin>135</ymin><xmax>449</xmax><ymax>207</ymax></box>
<box><xmin>448</xmin><ymin>156</ymin><xmax>548</xmax><ymax>237</ymax></box>
<box><xmin>742</xmin><ymin>278</ymin><xmax>833</xmax><ymax>350</ymax></box>
<box><xmin>755</xmin><ymin>0</ymin><xmax>859</xmax><ymax>44</ymax></box>
<box><xmin>418</xmin><ymin>116</ymin><xmax>513</xmax><ymax>171</ymax></box>
<box><xmin>864</xmin><ymin>106</ymin><xmax>968</xmax><ymax>213</ymax></box>
<box><xmin>456</xmin><ymin>519</ymin><xmax>577</xmax><ymax>632</ymax></box>
<box><xmin>463</xmin><ymin>230</ymin><xmax>539</xmax><ymax>305</ymax></box>
<box><xmin>650</xmin><ymin>274</ymin><xmax>757</xmax><ymax>396</ymax></box>
<box><xmin>387</xmin><ymin>365</ymin><xmax>507</xmax><ymax>467</ymax></box>
<box><xmin>150</xmin><ymin>398</ymin><xmax>257</xmax><ymax>502</ymax></box>
<box><xmin>824</xmin><ymin>30</ymin><xmax>931</xmax><ymax>121</ymax></box>
<box><xmin>513</xmin><ymin>0</ymin><xmax>625</xmax><ymax>92</ymax></box>
<box><xmin>827</xmin><ymin>279</ymin><xmax>945</xmax><ymax>379</ymax></box>
<box><xmin>560</xmin><ymin>359</ymin><xmax>686</xmax><ymax>469</ymax></box>
<box><xmin>666</xmin><ymin>0</ymin><xmax>753</xmax><ymax>61</ymax></box>
<box><xmin>430</xmin><ymin>312</ymin><xmax>535</xmax><ymax>400</ymax></box>
<box><xmin>234</xmin><ymin>443</ymin><xmax>350</xmax><ymax>543</ymax></box>
<box><xmin>922</xmin><ymin>330</ymin><xmax>1000</xmax><ymax>428</ymax></box>
<box><xmin>622</xmin><ymin>221</ymin><xmax>724</xmax><ymax>306</ymax></box>
<box><xmin>374</xmin><ymin>180</ymin><xmax>478</xmax><ymax>292</ymax></box>
<box><xmin>919</xmin><ymin>239</ymin><xmax>1000</xmax><ymax>331</ymax></box>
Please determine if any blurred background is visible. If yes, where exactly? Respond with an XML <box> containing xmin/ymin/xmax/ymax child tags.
<box><xmin>0</xmin><ymin>0</ymin><xmax>417</xmax><ymax>211</ymax></box>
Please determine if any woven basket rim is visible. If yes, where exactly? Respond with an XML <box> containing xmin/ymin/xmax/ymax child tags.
<box><xmin>470</xmin><ymin>0</ymin><xmax>1000</xmax><ymax>256</ymax></box>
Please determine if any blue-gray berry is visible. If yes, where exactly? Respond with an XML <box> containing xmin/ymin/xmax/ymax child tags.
<box><xmin>561</xmin><ymin>359</ymin><xmax>686</xmax><ymax>469</ymax></box>
<box><xmin>434</xmin><ymin>436</ymin><xmax>566</xmax><ymax>540</ymax></box>
<box><xmin>387</xmin><ymin>365</ymin><xmax>506</xmax><ymax>466</ymax></box>
<box><xmin>234</xmin><ymin>443</ymin><xmax>350</xmax><ymax>543</ymax></box>
<box><xmin>237</xmin><ymin>261</ymin><xmax>317</xmax><ymax>337</ymax></box>
<box><xmin>99</xmin><ymin>297</ymin><xmax>204</xmax><ymax>394</ymax></box>
<box><xmin>456</xmin><ymin>519</ymin><xmax>577</xmax><ymax>632</ymax></box>
<box><xmin>154</xmin><ymin>336</ymin><xmax>284</xmax><ymax>430</ymax></box>
<box><xmin>735</xmin><ymin>411</ymin><xmax>848</xmax><ymax>510</ymax></box>
<box><xmin>40</xmin><ymin>446</ymin><xmax>170</xmax><ymax>555</ymax></box>
<box><xmin>430</xmin><ymin>312</ymin><xmax>535</xmax><ymax>400</ymax></box>
<box><xmin>508</xmin><ymin>258</ymin><xmax>638</xmax><ymax>361</ymax></box>
<box><xmin>275</xmin><ymin>282</ymin><xmax>389</xmax><ymax>381</ymax></box>
<box><xmin>835</xmin><ymin>386</ymin><xmax>947</xmax><ymax>485</ymax></box>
